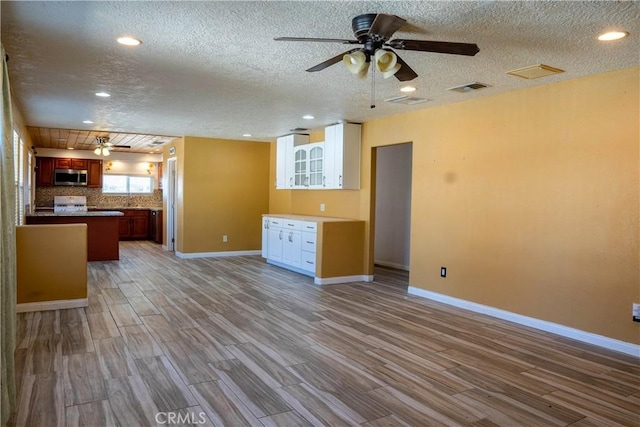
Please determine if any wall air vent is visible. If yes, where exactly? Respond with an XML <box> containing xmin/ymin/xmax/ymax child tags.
<box><xmin>290</xmin><ymin>127</ymin><xmax>309</xmax><ymax>132</ymax></box>
<box><xmin>384</xmin><ymin>95</ymin><xmax>430</xmax><ymax>105</ymax></box>
<box><xmin>446</xmin><ymin>82</ymin><xmax>490</xmax><ymax>93</ymax></box>
<box><xmin>151</xmin><ymin>140</ymin><xmax>167</xmax><ymax>145</ymax></box>
<box><xmin>506</xmin><ymin>64</ymin><xmax>564</xmax><ymax>79</ymax></box>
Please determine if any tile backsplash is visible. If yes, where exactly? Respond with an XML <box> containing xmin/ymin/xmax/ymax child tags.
<box><xmin>36</xmin><ymin>187</ymin><xmax>163</xmax><ymax>208</ymax></box>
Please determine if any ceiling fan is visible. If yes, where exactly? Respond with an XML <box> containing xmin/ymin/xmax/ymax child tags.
<box><xmin>275</xmin><ymin>13</ymin><xmax>479</xmax><ymax>81</ymax></box>
<box><xmin>94</xmin><ymin>136</ymin><xmax>130</xmax><ymax>156</ymax></box>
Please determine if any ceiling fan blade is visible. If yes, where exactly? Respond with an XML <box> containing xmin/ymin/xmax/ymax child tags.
<box><xmin>368</xmin><ymin>14</ymin><xmax>406</xmax><ymax>40</ymax></box>
<box><xmin>112</xmin><ymin>145</ymin><xmax>131</xmax><ymax>149</ymax></box>
<box><xmin>275</xmin><ymin>37</ymin><xmax>360</xmax><ymax>45</ymax></box>
<box><xmin>306</xmin><ymin>48</ymin><xmax>361</xmax><ymax>72</ymax></box>
<box><xmin>393</xmin><ymin>54</ymin><xmax>418</xmax><ymax>82</ymax></box>
<box><xmin>387</xmin><ymin>39</ymin><xmax>480</xmax><ymax>56</ymax></box>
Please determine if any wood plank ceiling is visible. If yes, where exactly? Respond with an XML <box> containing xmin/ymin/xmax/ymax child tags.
<box><xmin>28</xmin><ymin>127</ymin><xmax>178</xmax><ymax>154</ymax></box>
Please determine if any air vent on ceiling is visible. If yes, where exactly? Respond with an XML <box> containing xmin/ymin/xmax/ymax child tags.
<box><xmin>446</xmin><ymin>82</ymin><xmax>490</xmax><ymax>93</ymax></box>
<box><xmin>384</xmin><ymin>95</ymin><xmax>430</xmax><ymax>105</ymax></box>
<box><xmin>506</xmin><ymin>64</ymin><xmax>564</xmax><ymax>79</ymax></box>
<box><xmin>151</xmin><ymin>140</ymin><xmax>167</xmax><ymax>145</ymax></box>
<box><xmin>290</xmin><ymin>127</ymin><xmax>309</xmax><ymax>132</ymax></box>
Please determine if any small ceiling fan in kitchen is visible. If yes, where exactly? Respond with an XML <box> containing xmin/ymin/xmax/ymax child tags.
<box><xmin>93</xmin><ymin>136</ymin><xmax>130</xmax><ymax>156</ymax></box>
<box><xmin>274</xmin><ymin>13</ymin><xmax>480</xmax><ymax>82</ymax></box>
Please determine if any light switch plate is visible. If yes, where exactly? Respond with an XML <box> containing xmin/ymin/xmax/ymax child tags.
<box><xmin>320</xmin><ymin>203</ymin><xmax>326</xmax><ymax>212</ymax></box>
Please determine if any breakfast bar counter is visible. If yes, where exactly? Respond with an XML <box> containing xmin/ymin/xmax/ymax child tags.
<box><xmin>26</xmin><ymin>211</ymin><xmax>123</xmax><ymax>261</ymax></box>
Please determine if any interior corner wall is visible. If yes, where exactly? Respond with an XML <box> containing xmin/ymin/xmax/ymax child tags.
<box><xmin>179</xmin><ymin>136</ymin><xmax>270</xmax><ymax>254</ymax></box>
<box><xmin>374</xmin><ymin>143</ymin><xmax>412</xmax><ymax>270</ymax></box>
<box><xmin>365</xmin><ymin>66</ymin><xmax>640</xmax><ymax>345</ymax></box>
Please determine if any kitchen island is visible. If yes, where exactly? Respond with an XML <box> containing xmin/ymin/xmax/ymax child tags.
<box><xmin>26</xmin><ymin>211</ymin><xmax>123</xmax><ymax>261</ymax></box>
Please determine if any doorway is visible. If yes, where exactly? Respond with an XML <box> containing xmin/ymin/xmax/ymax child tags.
<box><xmin>166</xmin><ymin>158</ymin><xmax>177</xmax><ymax>252</ymax></box>
<box><xmin>374</xmin><ymin>143</ymin><xmax>412</xmax><ymax>271</ymax></box>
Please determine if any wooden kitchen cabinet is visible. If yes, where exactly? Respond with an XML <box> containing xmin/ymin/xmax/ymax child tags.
<box><xmin>55</xmin><ymin>158</ymin><xmax>88</xmax><ymax>170</ymax></box>
<box><xmin>35</xmin><ymin>157</ymin><xmax>55</xmax><ymax>187</ymax></box>
<box><xmin>87</xmin><ymin>159</ymin><xmax>103</xmax><ymax>188</ymax></box>
<box><xmin>118</xmin><ymin>209</ymin><xmax>150</xmax><ymax>240</ymax></box>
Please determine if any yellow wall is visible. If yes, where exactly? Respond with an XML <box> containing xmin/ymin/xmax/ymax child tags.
<box><xmin>167</xmin><ymin>136</ymin><xmax>270</xmax><ymax>254</ymax></box>
<box><xmin>17</xmin><ymin>224</ymin><xmax>87</xmax><ymax>303</ymax></box>
<box><xmin>270</xmin><ymin>67</ymin><xmax>640</xmax><ymax>344</ymax></box>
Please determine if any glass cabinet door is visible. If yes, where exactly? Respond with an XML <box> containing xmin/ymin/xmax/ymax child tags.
<box><xmin>294</xmin><ymin>147</ymin><xmax>307</xmax><ymax>187</ymax></box>
<box><xmin>309</xmin><ymin>145</ymin><xmax>323</xmax><ymax>187</ymax></box>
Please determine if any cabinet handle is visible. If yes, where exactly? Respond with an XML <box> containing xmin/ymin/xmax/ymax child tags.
<box><xmin>322</xmin><ymin>176</ymin><xmax>326</xmax><ymax>187</ymax></box>
<box><xmin>289</xmin><ymin>177</ymin><xmax>293</xmax><ymax>187</ymax></box>
<box><xmin>288</xmin><ymin>232</ymin><xmax>293</xmax><ymax>242</ymax></box>
<box><xmin>306</xmin><ymin>241</ymin><xmax>313</xmax><ymax>244</ymax></box>
<box><xmin>304</xmin><ymin>176</ymin><xmax>309</xmax><ymax>187</ymax></box>
<box><xmin>305</xmin><ymin>261</ymin><xmax>313</xmax><ymax>264</ymax></box>
<box><xmin>287</xmin><ymin>223</ymin><xmax>294</xmax><ymax>226</ymax></box>
<box><xmin>339</xmin><ymin>175</ymin><xmax>342</xmax><ymax>187</ymax></box>
<box><xmin>279</xmin><ymin>230</ymin><xmax>283</xmax><ymax>240</ymax></box>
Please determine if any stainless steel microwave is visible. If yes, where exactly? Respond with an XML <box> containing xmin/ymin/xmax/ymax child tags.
<box><xmin>54</xmin><ymin>169</ymin><xmax>88</xmax><ymax>186</ymax></box>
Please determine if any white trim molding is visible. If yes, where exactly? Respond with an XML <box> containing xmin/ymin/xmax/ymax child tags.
<box><xmin>176</xmin><ymin>250</ymin><xmax>261</xmax><ymax>259</ymax></box>
<box><xmin>408</xmin><ymin>287</ymin><xmax>640</xmax><ymax>358</ymax></box>
<box><xmin>315</xmin><ymin>275</ymin><xmax>374</xmax><ymax>285</ymax></box>
<box><xmin>17</xmin><ymin>298</ymin><xmax>88</xmax><ymax>313</ymax></box>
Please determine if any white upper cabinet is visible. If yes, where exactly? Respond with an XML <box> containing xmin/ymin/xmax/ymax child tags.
<box><xmin>276</xmin><ymin>134</ymin><xmax>308</xmax><ymax>189</ymax></box>
<box><xmin>275</xmin><ymin>124</ymin><xmax>360</xmax><ymax>190</ymax></box>
<box><xmin>294</xmin><ymin>142</ymin><xmax>324</xmax><ymax>189</ymax></box>
<box><xmin>323</xmin><ymin>123</ymin><xmax>361</xmax><ymax>190</ymax></box>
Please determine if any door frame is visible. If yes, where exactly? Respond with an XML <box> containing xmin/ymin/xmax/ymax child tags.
<box><xmin>166</xmin><ymin>157</ymin><xmax>177</xmax><ymax>252</ymax></box>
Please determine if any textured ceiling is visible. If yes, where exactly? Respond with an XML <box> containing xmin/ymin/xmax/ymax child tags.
<box><xmin>2</xmin><ymin>1</ymin><xmax>638</xmax><ymax>151</ymax></box>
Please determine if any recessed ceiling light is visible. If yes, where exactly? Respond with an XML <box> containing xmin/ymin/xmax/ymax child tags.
<box><xmin>67</xmin><ymin>147</ymin><xmax>74</xmax><ymax>150</ymax></box>
<box><xmin>82</xmin><ymin>120</ymin><xmax>94</xmax><ymax>124</ymax></box>
<box><xmin>95</xmin><ymin>92</ymin><xmax>111</xmax><ymax>97</ymax></box>
<box><xmin>242</xmin><ymin>134</ymin><xmax>252</xmax><ymax>137</ymax></box>
<box><xmin>597</xmin><ymin>31</ymin><xmax>629</xmax><ymax>41</ymax></box>
<box><xmin>117</xmin><ymin>36</ymin><xmax>142</xmax><ymax>46</ymax></box>
<box><xmin>302</xmin><ymin>115</ymin><xmax>314</xmax><ymax>120</ymax></box>
<box><xmin>400</xmin><ymin>86</ymin><xmax>416</xmax><ymax>93</ymax></box>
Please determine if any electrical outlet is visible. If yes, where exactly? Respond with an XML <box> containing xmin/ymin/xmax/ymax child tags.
<box><xmin>320</xmin><ymin>203</ymin><xmax>326</xmax><ymax>212</ymax></box>
<box><xmin>440</xmin><ymin>267</ymin><xmax>447</xmax><ymax>278</ymax></box>
<box><xmin>222</xmin><ymin>235</ymin><xmax>228</xmax><ymax>243</ymax></box>
<box><xmin>633</xmin><ymin>303</ymin><xmax>640</xmax><ymax>322</ymax></box>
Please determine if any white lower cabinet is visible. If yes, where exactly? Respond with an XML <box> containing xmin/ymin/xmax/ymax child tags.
<box><xmin>262</xmin><ymin>217</ymin><xmax>316</xmax><ymax>276</ymax></box>
<box><xmin>261</xmin><ymin>214</ymin><xmax>369</xmax><ymax>285</ymax></box>
<box><xmin>266</xmin><ymin>218</ymin><xmax>284</xmax><ymax>262</ymax></box>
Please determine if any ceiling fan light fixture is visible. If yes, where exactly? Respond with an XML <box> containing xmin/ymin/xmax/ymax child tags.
<box><xmin>94</xmin><ymin>147</ymin><xmax>101</xmax><ymax>155</ymax></box>
<box><xmin>374</xmin><ymin>49</ymin><xmax>400</xmax><ymax>79</ymax></box>
<box><xmin>102</xmin><ymin>147</ymin><xmax>110</xmax><ymax>156</ymax></box>
<box><xmin>343</xmin><ymin>51</ymin><xmax>369</xmax><ymax>78</ymax></box>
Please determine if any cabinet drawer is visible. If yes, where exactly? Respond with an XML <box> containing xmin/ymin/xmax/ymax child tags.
<box><xmin>301</xmin><ymin>221</ymin><xmax>317</xmax><ymax>232</ymax></box>
<box><xmin>283</xmin><ymin>219</ymin><xmax>301</xmax><ymax>230</ymax></box>
<box><xmin>269</xmin><ymin>218</ymin><xmax>283</xmax><ymax>228</ymax></box>
<box><xmin>301</xmin><ymin>250</ymin><xmax>316</xmax><ymax>273</ymax></box>
<box><xmin>302</xmin><ymin>232</ymin><xmax>316</xmax><ymax>253</ymax></box>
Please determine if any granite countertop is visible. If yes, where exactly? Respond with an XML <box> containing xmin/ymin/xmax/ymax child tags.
<box><xmin>87</xmin><ymin>206</ymin><xmax>163</xmax><ymax>211</ymax></box>
<box><xmin>27</xmin><ymin>211</ymin><xmax>124</xmax><ymax>217</ymax></box>
<box><xmin>35</xmin><ymin>206</ymin><xmax>162</xmax><ymax>211</ymax></box>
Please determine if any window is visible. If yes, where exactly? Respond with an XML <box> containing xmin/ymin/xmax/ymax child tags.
<box><xmin>13</xmin><ymin>130</ymin><xmax>24</xmax><ymax>225</ymax></box>
<box><xmin>103</xmin><ymin>174</ymin><xmax>153</xmax><ymax>194</ymax></box>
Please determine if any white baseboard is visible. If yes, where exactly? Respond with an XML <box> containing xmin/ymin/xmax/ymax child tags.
<box><xmin>315</xmin><ymin>275</ymin><xmax>374</xmax><ymax>285</ymax></box>
<box><xmin>374</xmin><ymin>260</ymin><xmax>410</xmax><ymax>271</ymax></box>
<box><xmin>176</xmin><ymin>250</ymin><xmax>261</xmax><ymax>259</ymax></box>
<box><xmin>17</xmin><ymin>298</ymin><xmax>88</xmax><ymax>313</ymax></box>
<box><xmin>408</xmin><ymin>287</ymin><xmax>639</xmax><ymax>358</ymax></box>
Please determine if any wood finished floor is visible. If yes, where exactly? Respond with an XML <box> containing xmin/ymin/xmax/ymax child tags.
<box><xmin>10</xmin><ymin>241</ymin><xmax>640</xmax><ymax>426</ymax></box>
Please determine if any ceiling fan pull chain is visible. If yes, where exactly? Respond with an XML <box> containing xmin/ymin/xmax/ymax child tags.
<box><xmin>370</xmin><ymin>61</ymin><xmax>376</xmax><ymax>109</ymax></box>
